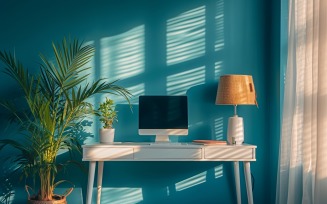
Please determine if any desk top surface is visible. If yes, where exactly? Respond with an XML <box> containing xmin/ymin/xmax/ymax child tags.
<box><xmin>82</xmin><ymin>142</ymin><xmax>257</xmax><ymax>148</ymax></box>
<box><xmin>82</xmin><ymin>142</ymin><xmax>257</xmax><ymax>161</ymax></box>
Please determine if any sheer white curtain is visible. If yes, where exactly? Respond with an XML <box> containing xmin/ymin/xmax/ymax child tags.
<box><xmin>276</xmin><ymin>0</ymin><xmax>327</xmax><ymax>203</ymax></box>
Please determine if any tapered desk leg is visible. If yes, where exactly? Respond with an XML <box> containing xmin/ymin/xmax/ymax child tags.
<box><xmin>86</xmin><ymin>161</ymin><xmax>96</xmax><ymax>204</ymax></box>
<box><xmin>97</xmin><ymin>161</ymin><xmax>104</xmax><ymax>204</ymax></box>
<box><xmin>243</xmin><ymin>161</ymin><xmax>253</xmax><ymax>204</ymax></box>
<box><xmin>234</xmin><ymin>162</ymin><xmax>241</xmax><ymax>204</ymax></box>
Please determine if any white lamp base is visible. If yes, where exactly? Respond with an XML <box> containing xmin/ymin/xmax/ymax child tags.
<box><xmin>227</xmin><ymin>116</ymin><xmax>244</xmax><ymax>145</ymax></box>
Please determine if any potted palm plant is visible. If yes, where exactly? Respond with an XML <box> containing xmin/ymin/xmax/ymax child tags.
<box><xmin>98</xmin><ymin>98</ymin><xmax>117</xmax><ymax>143</ymax></box>
<box><xmin>0</xmin><ymin>38</ymin><xmax>131</xmax><ymax>203</ymax></box>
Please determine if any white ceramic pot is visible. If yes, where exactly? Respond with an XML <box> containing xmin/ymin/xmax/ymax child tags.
<box><xmin>99</xmin><ymin>128</ymin><xmax>115</xmax><ymax>143</ymax></box>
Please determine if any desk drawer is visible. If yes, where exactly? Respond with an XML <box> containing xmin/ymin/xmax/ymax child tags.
<box><xmin>83</xmin><ymin>147</ymin><xmax>133</xmax><ymax>160</ymax></box>
<box><xmin>134</xmin><ymin>148</ymin><xmax>202</xmax><ymax>159</ymax></box>
<box><xmin>204</xmin><ymin>147</ymin><xmax>255</xmax><ymax>160</ymax></box>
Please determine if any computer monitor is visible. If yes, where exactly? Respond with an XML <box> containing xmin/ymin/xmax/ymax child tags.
<box><xmin>138</xmin><ymin>95</ymin><xmax>188</xmax><ymax>142</ymax></box>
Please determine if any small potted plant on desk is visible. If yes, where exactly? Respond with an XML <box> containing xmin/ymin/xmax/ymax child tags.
<box><xmin>98</xmin><ymin>98</ymin><xmax>117</xmax><ymax>143</ymax></box>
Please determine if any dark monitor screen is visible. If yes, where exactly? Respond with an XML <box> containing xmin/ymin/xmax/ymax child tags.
<box><xmin>139</xmin><ymin>96</ymin><xmax>188</xmax><ymax>130</ymax></box>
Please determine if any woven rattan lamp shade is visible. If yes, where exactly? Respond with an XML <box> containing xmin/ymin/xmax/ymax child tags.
<box><xmin>216</xmin><ymin>75</ymin><xmax>257</xmax><ymax>105</ymax></box>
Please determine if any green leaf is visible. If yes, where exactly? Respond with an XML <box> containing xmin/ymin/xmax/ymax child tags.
<box><xmin>0</xmin><ymin>37</ymin><xmax>132</xmax><ymax>200</ymax></box>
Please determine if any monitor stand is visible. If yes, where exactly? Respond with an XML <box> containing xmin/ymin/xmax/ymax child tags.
<box><xmin>151</xmin><ymin>135</ymin><xmax>183</xmax><ymax>146</ymax></box>
<box><xmin>155</xmin><ymin>135</ymin><xmax>169</xmax><ymax>142</ymax></box>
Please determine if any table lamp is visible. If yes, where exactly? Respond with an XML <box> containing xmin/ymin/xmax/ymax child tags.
<box><xmin>216</xmin><ymin>75</ymin><xmax>257</xmax><ymax>145</ymax></box>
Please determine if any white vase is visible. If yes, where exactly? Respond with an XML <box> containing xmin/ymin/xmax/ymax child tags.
<box><xmin>99</xmin><ymin>128</ymin><xmax>115</xmax><ymax>143</ymax></box>
<box><xmin>227</xmin><ymin>116</ymin><xmax>244</xmax><ymax>145</ymax></box>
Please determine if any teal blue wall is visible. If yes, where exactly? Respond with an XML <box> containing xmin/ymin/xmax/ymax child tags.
<box><xmin>265</xmin><ymin>0</ymin><xmax>288</xmax><ymax>203</ymax></box>
<box><xmin>265</xmin><ymin>0</ymin><xmax>280</xmax><ymax>203</ymax></box>
<box><xmin>0</xmin><ymin>0</ymin><xmax>280</xmax><ymax>203</ymax></box>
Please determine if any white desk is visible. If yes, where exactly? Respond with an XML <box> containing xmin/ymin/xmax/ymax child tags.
<box><xmin>82</xmin><ymin>143</ymin><xmax>256</xmax><ymax>204</ymax></box>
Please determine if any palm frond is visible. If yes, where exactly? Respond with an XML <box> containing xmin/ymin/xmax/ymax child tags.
<box><xmin>0</xmin><ymin>37</ymin><xmax>132</xmax><ymax>201</ymax></box>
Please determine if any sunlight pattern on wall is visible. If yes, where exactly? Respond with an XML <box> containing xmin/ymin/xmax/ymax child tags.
<box><xmin>100</xmin><ymin>25</ymin><xmax>145</xmax><ymax>80</ymax></box>
<box><xmin>167</xmin><ymin>6</ymin><xmax>206</xmax><ymax>65</ymax></box>
<box><xmin>112</xmin><ymin>83</ymin><xmax>145</xmax><ymax>104</ymax></box>
<box><xmin>214</xmin><ymin>117</ymin><xmax>224</xmax><ymax>140</ymax></box>
<box><xmin>174</xmin><ymin>166</ymin><xmax>223</xmax><ymax>191</ymax></box>
<box><xmin>175</xmin><ymin>171</ymin><xmax>206</xmax><ymax>191</ymax></box>
<box><xmin>166</xmin><ymin>186</ymin><xmax>170</xmax><ymax>196</ymax></box>
<box><xmin>214</xmin><ymin>164</ymin><xmax>223</xmax><ymax>178</ymax></box>
<box><xmin>167</xmin><ymin>66</ymin><xmax>205</xmax><ymax>95</ymax></box>
<box><xmin>127</xmin><ymin>83</ymin><xmax>145</xmax><ymax>104</ymax></box>
<box><xmin>98</xmin><ymin>188</ymin><xmax>143</xmax><ymax>204</ymax></box>
<box><xmin>215</xmin><ymin>61</ymin><xmax>223</xmax><ymax>79</ymax></box>
<box><xmin>215</xmin><ymin>0</ymin><xmax>224</xmax><ymax>51</ymax></box>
